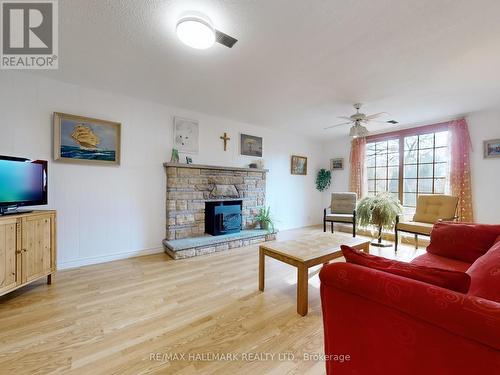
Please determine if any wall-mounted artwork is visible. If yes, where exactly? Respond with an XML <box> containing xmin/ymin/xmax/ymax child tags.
<box><xmin>174</xmin><ymin>117</ymin><xmax>199</xmax><ymax>154</ymax></box>
<box><xmin>484</xmin><ymin>139</ymin><xmax>500</xmax><ymax>159</ymax></box>
<box><xmin>291</xmin><ymin>155</ymin><xmax>307</xmax><ymax>175</ymax></box>
<box><xmin>53</xmin><ymin>112</ymin><xmax>121</xmax><ymax>165</ymax></box>
<box><xmin>240</xmin><ymin>133</ymin><xmax>263</xmax><ymax>157</ymax></box>
<box><xmin>330</xmin><ymin>158</ymin><xmax>344</xmax><ymax>170</ymax></box>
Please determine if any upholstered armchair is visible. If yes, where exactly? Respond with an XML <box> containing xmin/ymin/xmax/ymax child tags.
<box><xmin>324</xmin><ymin>192</ymin><xmax>357</xmax><ymax>237</ymax></box>
<box><xmin>395</xmin><ymin>194</ymin><xmax>458</xmax><ymax>251</ymax></box>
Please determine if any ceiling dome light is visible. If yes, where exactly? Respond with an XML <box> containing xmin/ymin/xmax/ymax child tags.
<box><xmin>176</xmin><ymin>15</ymin><xmax>215</xmax><ymax>49</ymax></box>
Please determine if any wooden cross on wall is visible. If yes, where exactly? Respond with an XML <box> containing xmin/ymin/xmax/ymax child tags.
<box><xmin>220</xmin><ymin>132</ymin><xmax>230</xmax><ymax>151</ymax></box>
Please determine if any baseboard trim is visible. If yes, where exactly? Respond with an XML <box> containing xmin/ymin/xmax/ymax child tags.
<box><xmin>57</xmin><ymin>247</ymin><xmax>164</xmax><ymax>270</ymax></box>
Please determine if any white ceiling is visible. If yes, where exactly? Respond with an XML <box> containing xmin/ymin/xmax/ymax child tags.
<box><xmin>35</xmin><ymin>0</ymin><xmax>500</xmax><ymax>139</ymax></box>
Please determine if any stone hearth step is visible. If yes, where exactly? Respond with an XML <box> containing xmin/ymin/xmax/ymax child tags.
<box><xmin>163</xmin><ymin>230</ymin><xmax>276</xmax><ymax>260</ymax></box>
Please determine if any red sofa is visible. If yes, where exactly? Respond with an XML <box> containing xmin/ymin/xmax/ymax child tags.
<box><xmin>320</xmin><ymin>222</ymin><xmax>500</xmax><ymax>375</ymax></box>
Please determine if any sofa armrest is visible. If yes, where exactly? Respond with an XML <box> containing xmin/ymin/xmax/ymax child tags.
<box><xmin>320</xmin><ymin>262</ymin><xmax>500</xmax><ymax>350</ymax></box>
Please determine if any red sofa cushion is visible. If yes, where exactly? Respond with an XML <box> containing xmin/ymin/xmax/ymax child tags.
<box><xmin>341</xmin><ymin>245</ymin><xmax>471</xmax><ymax>293</ymax></box>
<box><xmin>467</xmin><ymin>241</ymin><xmax>500</xmax><ymax>303</ymax></box>
<box><xmin>411</xmin><ymin>252</ymin><xmax>471</xmax><ymax>272</ymax></box>
<box><xmin>427</xmin><ymin>222</ymin><xmax>500</xmax><ymax>263</ymax></box>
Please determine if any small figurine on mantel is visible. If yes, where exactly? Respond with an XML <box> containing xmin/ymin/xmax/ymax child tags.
<box><xmin>170</xmin><ymin>148</ymin><xmax>180</xmax><ymax>163</ymax></box>
<box><xmin>249</xmin><ymin>160</ymin><xmax>265</xmax><ymax>169</ymax></box>
<box><xmin>220</xmin><ymin>132</ymin><xmax>230</xmax><ymax>151</ymax></box>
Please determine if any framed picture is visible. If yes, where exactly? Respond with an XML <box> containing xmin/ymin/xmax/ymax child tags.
<box><xmin>291</xmin><ymin>155</ymin><xmax>307</xmax><ymax>175</ymax></box>
<box><xmin>240</xmin><ymin>133</ymin><xmax>263</xmax><ymax>157</ymax></box>
<box><xmin>330</xmin><ymin>158</ymin><xmax>344</xmax><ymax>170</ymax></box>
<box><xmin>53</xmin><ymin>112</ymin><xmax>121</xmax><ymax>165</ymax></box>
<box><xmin>174</xmin><ymin>117</ymin><xmax>199</xmax><ymax>154</ymax></box>
<box><xmin>484</xmin><ymin>139</ymin><xmax>500</xmax><ymax>159</ymax></box>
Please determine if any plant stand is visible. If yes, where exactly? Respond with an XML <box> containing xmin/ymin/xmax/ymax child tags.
<box><xmin>370</xmin><ymin>226</ymin><xmax>393</xmax><ymax>248</ymax></box>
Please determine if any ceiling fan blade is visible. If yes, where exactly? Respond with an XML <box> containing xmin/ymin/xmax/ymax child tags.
<box><xmin>215</xmin><ymin>30</ymin><xmax>238</xmax><ymax>48</ymax></box>
<box><xmin>371</xmin><ymin>119</ymin><xmax>399</xmax><ymax>125</ymax></box>
<box><xmin>364</xmin><ymin>112</ymin><xmax>388</xmax><ymax>120</ymax></box>
<box><xmin>324</xmin><ymin>122</ymin><xmax>352</xmax><ymax>130</ymax></box>
<box><xmin>336</xmin><ymin>116</ymin><xmax>352</xmax><ymax>121</ymax></box>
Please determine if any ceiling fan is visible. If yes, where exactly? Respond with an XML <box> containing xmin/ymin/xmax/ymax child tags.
<box><xmin>324</xmin><ymin>103</ymin><xmax>399</xmax><ymax>138</ymax></box>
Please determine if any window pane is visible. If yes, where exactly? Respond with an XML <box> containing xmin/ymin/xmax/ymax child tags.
<box><xmin>376</xmin><ymin>153</ymin><xmax>387</xmax><ymax>166</ymax></box>
<box><xmin>388</xmin><ymin>166</ymin><xmax>399</xmax><ymax>179</ymax></box>
<box><xmin>404</xmin><ymin>179</ymin><xmax>417</xmax><ymax>192</ymax></box>
<box><xmin>368</xmin><ymin>179</ymin><xmax>375</xmax><ymax>191</ymax></box>
<box><xmin>404</xmin><ymin>150</ymin><xmax>417</xmax><ymax>164</ymax></box>
<box><xmin>376</xmin><ymin>180</ymin><xmax>387</xmax><ymax>192</ymax></box>
<box><xmin>367</xmin><ymin>168</ymin><xmax>375</xmax><ymax>179</ymax></box>
<box><xmin>388</xmin><ymin>139</ymin><xmax>399</xmax><ymax>153</ymax></box>
<box><xmin>434</xmin><ymin>162</ymin><xmax>448</xmax><ymax>178</ymax></box>
<box><xmin>366</xmin><ymin>143</ymin><xmax>376</xmax><ymax>155</ymax></box>
<box><xmin>418</xmin><ymin>179</ymin><xmax>433</xmax><ymax>193</ymax></box>
<box><xmin>390</xmin><ymin>192</ymin><xmax>400</xmax><ymax>202</ymax></box>
<box><xmin>388</xmin><ymin>153</ymin><xmax>399</xmax><ymax>166</ymax></box>
<box><xmin>419</xmin><ymin>148</ymin><xmax>434</xmax><ymax>163</ymax></box>
<box><xmin>404</xmin><ymin>205</ymin><xmax>416</xmax><ymax>219</ymax></box>
<box><xmin>403</xmin><ymin>193</ymin><xmax>417</xmax><ymax>206</ymax></box>
<box><xmin>434</xmin><ymin>178</ymin><xmax>446</xmax><ymax>194</ymax></box>
<box><xmin>435</xmin><ymin>131</ymin><xmax>449</xmax><ymax>147</ymax></box>
<box><xmin>405</xmin><ymin>136</ymin><xmax>418</xmax><ymax>151</ymax></box>
<box><xmin>419</xmin><ymin>133</ymin><xmax>434</xmax><ymax>149</ymax></box>
<box><xmin>376</xmin><ymin>167</ymin><xmax>387</xmax><ymax>179</ymax></box>
<box><xmin>366</xmin><ymin>154</ymin><xmax>375</xmax><ymax>167</ymax></box>
<box><xmin>419</xmin><ymin>163</ymin><xmax>433</xmax><ymax>178</ymax></box>
<box><xmin>376</xmin><ymin>141</ymin><xmax>387</xmax><ymax>153</ymax></box>
<box><xmin>388</xmin><ymin>179</ymin><xmax>399</xmax><ymax>193</ymax></box>
<box><xmin>404</xmin><ymin>164</ymin><xmax>417</xmax><ymax>178</ymax></box>
<box><xmin>435</xmin><ymin>147</ymin><xmax>448</xmax><ymax>162</ymax></box>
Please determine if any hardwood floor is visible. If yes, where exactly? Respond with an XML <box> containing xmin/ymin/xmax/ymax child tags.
<box><xmin>0</xmin><ymin>226</ymin><xmax>424</xmax><ymax>375</ymax></box>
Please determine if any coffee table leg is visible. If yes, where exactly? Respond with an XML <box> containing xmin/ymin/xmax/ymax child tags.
<box><xmin>297</xmin><ymin>265</ymin><xmax>308</xmax><ymax>316</ymax></box>
<box><xmin>361</xmin><ymin>242</ymin><xmax>370</xmax><ymax>254</ymax></box>
<box><xmin>259</xmin><ymin>247</ymin><xmax>265</xmax><ymax>291</ymax></box>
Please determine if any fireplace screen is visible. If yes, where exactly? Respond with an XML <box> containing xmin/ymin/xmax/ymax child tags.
<box><xmin>205</xmin><ymin>200</ymin><xmax>242</xmax><ymax>236</ymax></box>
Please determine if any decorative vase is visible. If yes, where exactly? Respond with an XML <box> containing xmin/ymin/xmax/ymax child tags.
<box><xmin>170</xmin><ymin>148</ymin><xmax>179</xmax><ymax>163</ymax></box>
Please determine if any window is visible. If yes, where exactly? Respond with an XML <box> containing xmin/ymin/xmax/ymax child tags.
<box><xmin>366</xmin><ymin>129</ymin><xmax>450</xmax><ymax>218</ymax></box>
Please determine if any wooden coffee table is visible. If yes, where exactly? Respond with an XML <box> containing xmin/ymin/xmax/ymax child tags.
<box><xmin>259</xmin><ymin>232</ymin><xmax>370</xmax><ymax>316</ymax></box>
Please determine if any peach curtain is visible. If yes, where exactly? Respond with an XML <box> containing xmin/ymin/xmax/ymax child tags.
<box><xmin>349</xmin><ymin>137</ymin><xmax>366</xmax><ymax>198</ymax></box>
<box><xmin>449</xmin><ymin>119</ymin><xmax>474</xmax><ymax>222</ymax></box>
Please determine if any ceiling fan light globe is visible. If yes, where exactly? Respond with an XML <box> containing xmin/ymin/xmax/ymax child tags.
<box><xmin>176</xmin><ymin>16</ymin><xmax>215</xmax><ymax>49</ymax></box>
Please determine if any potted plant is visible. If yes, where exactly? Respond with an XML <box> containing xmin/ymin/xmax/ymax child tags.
<box><xmin>315</xmin><ymin>169</ymin><xmax>332</xmax><ymax>192</ymax></box>
<box><xmin>356</xmin><ymin>192</ymin><xmax>403</xmax><ymax>247</ymax></box>
<box><xmin>254</xmin><ymin>206</ymin><xmax>275</xmax><ymax>233</ymax></box>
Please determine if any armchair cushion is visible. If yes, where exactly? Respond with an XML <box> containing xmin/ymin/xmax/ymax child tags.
<box><xmin>413</xmin><ymin>194</ymin><xmax>458</xmax><ymax>223</ymax></box>
<box><xmin>330</xmin><ymin>192</ymin><xmax>356</xmax><ymax>214</ymax></box>
<box><xmin>396</xmin><ymin>221</ymin><xmax>434</xmax><ymax>235</ymax></box>
<box><xmin>341</xmin><ymin>245</ymin><xmax>471</xmax><ymax>293</ymax></box>
<box><xmin>411</xmin><ymin>252</ymin><xmax>471</xmax><ymax>272</ymax></box>
<box><xmin>427</xmin><ymin>222</ymin><xmax>500</xmax><ymax>263</ymax></box>
<box><xmin>325</xmin><ymin>213</ymin><xmax>354</xmax><ymax>223</ymax></box>
<box><xmin>467</xmin><ymin>241</ymin><xmax>500</xmax><ymax>303</ymax></box>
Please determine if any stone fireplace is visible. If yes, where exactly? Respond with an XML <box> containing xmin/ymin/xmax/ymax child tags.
<box><xmin>164</xmin><ymin>163</ymin><xmax>267</xmax><ymax>240</ymax></box>
<box><xmin>163</xmin><ymin>163</ymin><xmax>274</xmax><ymax>259</ymax></box>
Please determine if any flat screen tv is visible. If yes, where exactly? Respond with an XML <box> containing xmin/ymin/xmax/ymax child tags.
<box><xmin>0</xmin><ymin>156</ymin><xmax>48</xmax><ymax>215</ymax></box>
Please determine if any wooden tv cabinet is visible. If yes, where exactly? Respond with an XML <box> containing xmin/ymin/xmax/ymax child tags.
<box><xmin>0</xmin><ymin>210</ymin><xmax>56</xmax><ymax>297</ymax></box>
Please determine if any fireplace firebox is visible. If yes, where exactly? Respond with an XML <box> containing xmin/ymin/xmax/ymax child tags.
<box><xmin>205</xmin><ymin>200</ymin><xmax>243</xmax><ymax>236</ymax></box>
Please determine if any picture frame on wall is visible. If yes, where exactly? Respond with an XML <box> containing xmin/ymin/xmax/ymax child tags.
<box><xmin>484</xmin><ymin>139</ymin><xmax>500</xmax><ymax>159</ymax></box>
<box><xmin>240</xmin><ymin>133</ymin><xmax>263</xmax><ymax>157</ymax></box>
<box><xmin>330</xmin><ymin>158</ymin><xmax>344</xmax><ymax>170</ymax></box>
<box><xmin>291</xmin><ymin>155</ymin><xmax>307</xmax><ymax>175</ymax></box>
<box><xmin>173</xmin><ymin>117</ymin><xmax>199</xmax><ymax>154</ymax></box>
<box><xmin>53</xmin><ymin>112</ymin><xmax>121</xmax><ymax>165</ymax></box>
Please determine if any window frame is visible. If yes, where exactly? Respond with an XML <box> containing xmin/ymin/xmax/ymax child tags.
<box><xmin>365</xmin><ymin>122</ymin><xmax>450</xmax><ymax>212</ymax></box>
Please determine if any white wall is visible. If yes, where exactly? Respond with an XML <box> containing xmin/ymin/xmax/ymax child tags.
<box><xmin>0</xmin><ymin>72</ymin><xmax>324</xmax><ymax>269</ymax></box>
<box><xmin>321</xmin><ymin>112</ymin><xmax>500</xmax><ymax>224</ymax></box>
<box><xmin>467</xmin><ymin>109</ymin><xmax>500</xmax><ymax>223</ymax></box>
<box><xmin>321</xmin><ymin>135</ymin><xmax>352</xmax><ymax>208</ymax></box>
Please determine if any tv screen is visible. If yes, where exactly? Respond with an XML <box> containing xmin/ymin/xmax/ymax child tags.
<box><xmin>0</xmin><ymin>156</ymin><xmax>48</xmax><ymax>208</ymax></box>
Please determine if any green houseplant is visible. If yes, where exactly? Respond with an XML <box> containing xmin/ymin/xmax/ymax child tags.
<box><xmin>254</xmin><ymin>207</ymin><xmax>275</xmax><ymax>233</ymax></box>
<box><xmin>316</xmin><ymin>169</ymin><xmax>332</xmax><ymax>192</ymax></box>
<box><xmin>356</xmin><ymin>192</ymin><xmax>403</xmax><ymax>247</ymax></box>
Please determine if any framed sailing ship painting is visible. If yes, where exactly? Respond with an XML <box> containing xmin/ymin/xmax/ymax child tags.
<box><xmin>53</xmin><ymin>112</ymin><xmax>121</xmax><ymax>165</ymax></box>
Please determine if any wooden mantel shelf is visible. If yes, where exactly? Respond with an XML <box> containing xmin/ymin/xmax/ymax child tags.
<box><xmin>163</xmin><ymin>162</ymin><xmax>269</xmax><ymax>173</ymax></box>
